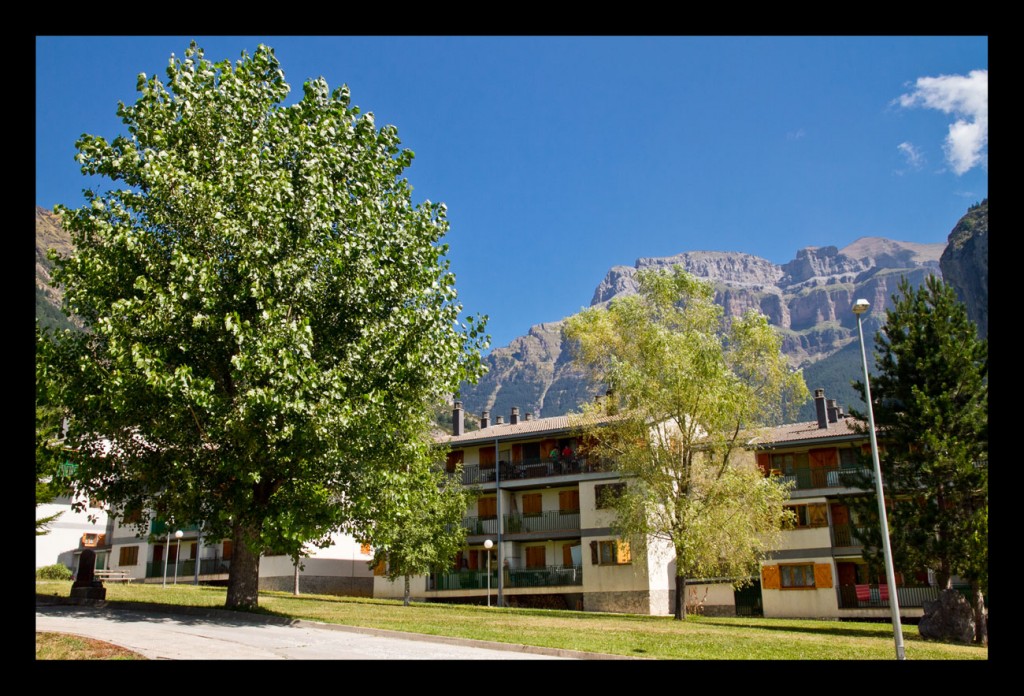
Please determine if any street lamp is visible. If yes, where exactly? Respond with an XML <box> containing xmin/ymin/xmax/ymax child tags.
<box><xmin>853</xmin><ymin>298</ymin><xmax>906</xmax><ymax>660</ymax></box>
<box><xmin>483</xmin><ymin>539</ymin><xmax>494</xmax><ymax>607</ymax></box>
<box><xmin>173</xmin><ymin>530</ymin><xmax>184</xmax><ymax>585</ymax></box>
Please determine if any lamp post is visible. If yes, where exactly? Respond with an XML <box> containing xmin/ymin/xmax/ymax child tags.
<box><xmin>484</xmin><ymin>539</ymin><xmax>494</xmax><ymax>607</ymax></box>
<box><xmin>853</xmin><ymin>298</ymin><xmax>906</xmax><ymax>661</ymax></box>
<box><xmin>162</xmin><ymin>529</ymin><xmax>171</xmax><ymax>588</ymax></box>
<box><xmin>173</xmin><ymin>530</ymin><xmax>184</xmax><ymax>585</ymax></box>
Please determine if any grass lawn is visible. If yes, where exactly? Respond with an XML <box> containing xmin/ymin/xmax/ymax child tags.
<box><xmin>35</xmin><ymin>581</ymin><xmax>987</xmax><ymax>660</ymax></box>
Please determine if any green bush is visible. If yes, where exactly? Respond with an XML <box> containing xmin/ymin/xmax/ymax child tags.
<box><xmin>36</xmin><ymin>563</ymin><xmax>73</xmax><ymax>581</ymax></box>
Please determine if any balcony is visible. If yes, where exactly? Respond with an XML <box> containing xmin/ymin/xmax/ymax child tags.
<box><xmin>776</xmin><ymin>467</ymin><xmax>873</xmax><ymax>491</ymax></box>
<box><xmin>453</xmin><ymin>456</ymin><xmax>611</xmax><ymax>486</ymax></box>
<box><xmin>462</xmin><ymin>510</ymin><xmax>581</xmax><ymax>536</ymax></box>
<box><xmin>429</xmin><ymin>564</ymin><xmax>583</xmax><ymax>591</ymax></box>
<box><xmin>830</xmin><ymin>523</ymin><xmax>871</xmax><ymax>548</ymax></box>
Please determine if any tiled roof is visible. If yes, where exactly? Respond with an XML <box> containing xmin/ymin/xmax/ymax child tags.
<box><xmin>746</xmin><ymin>416</ymin><xmax>869</xmax><ymax>448</ymax></box>
<box><xmin>439</xmin><ymin>413</ymin><xmax>616</xmax><ymax>446</ymax></box>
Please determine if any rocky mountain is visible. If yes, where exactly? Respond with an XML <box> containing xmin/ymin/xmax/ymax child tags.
<box><xmin>940</xmin><ymin>199</ymin><xmax>988</xmax><ymax>339</ymax></box>
<box><xmin>459</xmin><ymin>234</ymin><xmax>958</xmax><ymax>424</ymax></box>
<box><xmin>35</xmin><ymin>206</ymin><xmax>79</xmax><ymax>332</ymax></box>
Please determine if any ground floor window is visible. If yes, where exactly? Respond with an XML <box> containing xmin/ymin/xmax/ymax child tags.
<box><xmin>118</xmin><ymin>545</ymin><xmax>139</xmax><ymax>566</ymax></box>
<box><xmin>780</xmin><ymin>563</ymin><xmax>816</xmax><ymax>588</ymax></box>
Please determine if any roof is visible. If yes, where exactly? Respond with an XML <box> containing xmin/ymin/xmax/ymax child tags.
<box><xmin>439</xmin><ymin>412</ymin><xmax>618</xmax><ymax>447</ymax></box>
<box><xmin>746</xmin><ymin>416</ymin><xmax>869</xmax><ymax>449</ymax></box>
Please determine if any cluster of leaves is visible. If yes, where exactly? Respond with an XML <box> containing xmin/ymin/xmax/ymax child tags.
<box><xmin>564</xmin><ymin>267</ymin><xmax>808</xmax><ymax>619</ymax></box>
<box><xmin>38</xmin><ymin>43</ymin><xmax>487</xmax><ymax>608</ymax></box>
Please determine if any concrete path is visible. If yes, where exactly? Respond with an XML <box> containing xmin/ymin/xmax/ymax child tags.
<box><xmin>35</xmin><ymin>602</ymin><xmax>623</xmax><ymax>660</ymax></box>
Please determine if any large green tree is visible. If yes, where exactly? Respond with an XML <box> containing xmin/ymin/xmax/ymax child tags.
<box><xmin>38</xmin><ymin>43</ymin><xmax>487</xmax><ymax>609</ymax></box>
<box><xmin>850</xmin><ymin>275</ymin><xmax>987</xmax><ymax>644</ymax></box>
<box><xmin>564</xmin><ymin>267</ymin><xmax>808</xmax><ymax>619</ymax></box>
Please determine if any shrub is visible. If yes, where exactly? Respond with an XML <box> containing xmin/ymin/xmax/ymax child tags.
<box><xmin>36</xmin><ymin>563</ymin><xmax>73</xmax><ymax>581</ymax></box>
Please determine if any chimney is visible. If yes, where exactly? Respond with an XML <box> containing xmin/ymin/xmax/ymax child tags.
<box><xmin>510</xmin><ymin>407</ymin><xmax>520</xmax><ymax>425</ymax></box>
<box><xmin>814</xmin><ymin>389</ymin><xmax>828</xmax><ymax>429</ymax></box>
<box><xmin>826</xmin><ymin>399</ymin><xmax>839</xmax><ymax>424</ymax></box>
<box><xmin>524</xmin><ymin>412</ymin><xmax>533</xmax><ymax>421</ymax></box>
<box><xmin>496</xmin><ymin>415</ymin><xmax>505</xmax><ymax>425</ymax></box>
<box><xmin>480</xmin><ymin>410</ymin><xmax>490</xmax><ymax>429</ymax></box>
<box><xmin>452</xmin><ymin>401</ymin><xmax>465</xmax><ymax>436</ymax></box>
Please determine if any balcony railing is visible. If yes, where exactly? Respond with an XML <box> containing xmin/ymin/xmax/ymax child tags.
<box><xmin>505</xmin><ymin>510</ymin><xmax>580</xmax><ymax>534</ymax></box>
<box><xmin>776</xmin><ymin>467</ymin><xmax>873</xmax><ymax>491</ymax></box>
<box><xmin>429</xmin><ymin>564</ymin><xmax>583</xmax><ymax>591</ymax></box>
<box><xmin>145</xmin><ymin>557</ymin><xmax>231</xmax><ymax>579</ymax></box>
<box><xmin>837</xmin><ymin>583</ymin><xmax>982</xmax><ymax>610</ymax></box>
<box><xmin>452</xmin><ymin>457</ymin><xmax>611</xmax><ymax>485</ymax></box>
<box><xmin>830</xmin><ymin>523</ymin><xmax>872</xmax><ymax>548</ymax></box>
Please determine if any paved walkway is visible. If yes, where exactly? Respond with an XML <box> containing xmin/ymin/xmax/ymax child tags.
<box><xmin>36</xmin><ymin>600</ymin><xmax>634</xmax><ymax>660</ymax></box>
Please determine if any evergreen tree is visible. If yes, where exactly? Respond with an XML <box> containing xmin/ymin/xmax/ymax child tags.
<box><xmin>851</xmin><ymin>275</ymin><xmax>987</xmax><ymax>644</ymax></box>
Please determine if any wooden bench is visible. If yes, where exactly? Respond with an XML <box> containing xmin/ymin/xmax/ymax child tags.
<box><xmin>93</xmin><ymin>569</ymin><xmax>134</xmax><ymax>583</ymax></box>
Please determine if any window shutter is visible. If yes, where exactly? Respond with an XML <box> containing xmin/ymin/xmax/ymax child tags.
<box><xmin>373</xmin><ymin>559</ymin><xmax>386</xmax><ymax>576</ymax></box>
<box><xmin>756</xmin><ymin>452</ymin><xmax>771</xmax><ymax>475</ymax></box>
<box><xmin>526</xmin><ymin>546</ymin><xmax>546</xmax><ymax>568</ymax></box>
<box><xmin>562</xmin><ymin>544</ymin><xmax>574</xmax><ymax>566</ymax></box>
<box><xmin>559</xmin><ymin>490</ymin><xmax>580</xmax><ymax>512</ymax></box>
<box><xmin>479</xmin><ymin>447</ymin><xmax>496</xmax><ymax>467</ymax></box>
<box><xmin>809</xmin><ymin>503</ymin><xmax>829</xmax><ymax>528</ymax></box>
<box><xmin>616</xmin><ymin>540</ymin><xmax>631</xmax><ymax>564</ymax></box>
<box><xmin>522</xmin><ymin>493</ymin><xmax>542</xmax><ymax>515</ymax></box>
<box><xmin>445</xmin><ymin>450</ymin><xmax>464</xmax><ymax>472</ymax></box>
<box><xmin>761</xmin><ymin>564</ymin><xmax>780</xmax><ymax>590</ymax></box>
<box><xmin>814</xmin><ymin>563</ymin><xmax>833</xmax><ymax>588</ymax></box>
<box><xmin>222</xmin><ymin>540</ymin><xmax>233</xmax><ymax>560</ymax></box>
<box><xmin>590</xmin><ymin>541</ymin><xmax>598</xmax><ymax>565</ymax></box>
<box><xmin>478</xmin><ymin>496</ymin><xmax>497</xmax><ymax>518</ymax></box>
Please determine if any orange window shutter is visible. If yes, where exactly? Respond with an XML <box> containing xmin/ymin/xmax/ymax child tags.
<box><xmin>616</xmin><ymin>540</ymin><xmax>631</xmax><ymax>564</ymax></box>
<box><xmin>814</xmin><ymin>563</ymin><xmax>833</xmax><ymax>588</ymax></box>
<box><xmin>374</xmin><ymin>559</ymin><xmax>386</xmax><ymax>576</ymax></box>
<box><xmin>762</xmin><ymin>564</ymin><xmax>780</xmax><ymax>590</ymax></box>
<box><xmin>223</xmin><ymin>540</ymin><xmax>233</xmax><ymax>560</ymax></box>
<box><xmin>562</xmin><ymin>544</ymin><xmax>573</xmax><ymax>566</ymax></box>
<box><xmin>756</xmin><ymin>452</ymin><xmax>771</xmax><ymax>475</ymax></box>
<box><xmin>809</xmin><ymin>503</ymin><xmax>829</xmax><ymax>528</ymax></box>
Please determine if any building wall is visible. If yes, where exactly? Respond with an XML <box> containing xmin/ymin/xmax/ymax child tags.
<box><xmin>36</xmin><ymin>493</ymin><xmax>112</xmax><ymax>574</ymax></box>
<box><xmin>761</xmin><ymin>555</ymin><xmax>840</xmax><ymax>619</ymax></box>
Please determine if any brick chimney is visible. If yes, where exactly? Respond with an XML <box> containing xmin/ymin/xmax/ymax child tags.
<box><xmin>480</xmin><ymin>410</ymin><xmax>490</xmax><ymax>429</ymax></box>
<box><xmin>814</xmin><ymin>389</ymin><xmax>828</xmax><ymax>429</ymax></box>
<box><xmin>510</xmin><ymin>407</ymin><xmax>520</xmax><ymax>425</ymax></box>
<box><xmin>452</xmin><ymin>401</ymin><xmax>465</xmax><ymax>436</ymax></box>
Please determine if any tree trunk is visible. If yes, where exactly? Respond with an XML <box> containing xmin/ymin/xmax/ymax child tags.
<box><xmin>971</xmin><ymin>580</ymin><xmax>987</xmax><ymax>646</ymax></box>
<box><xmin>403</xmin><ymin>575</ymin><xmax>411</xmax><ymax>606</ymax></box>
<box><xmin>674</xmin><ymin>575</ymin><xmax>688</xmax><ymax>621</ymax></box>
<box><xmin>225</xmin><ymin>521</ymin><xmax>261</xmax><ymax>610</ymax></box>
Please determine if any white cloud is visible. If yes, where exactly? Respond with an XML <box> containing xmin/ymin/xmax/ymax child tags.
<box><xmin>897</xmin><ymin>69</ymin><xmax>987</xmax><ymax>175</ymax></box>
<box><xmin>897</xmin><ymin>141</ymin><xmax>924</xmax><ymax>170</ymax></box>
<box><xmin>786</xmin><ymin>128</ymin><xmax>806</xmax><ymax>140</ymax></box>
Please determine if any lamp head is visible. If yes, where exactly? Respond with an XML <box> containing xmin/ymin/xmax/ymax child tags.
<box><xmin>484</xmin><ymin>539</ymin><xmax>493</xmax><ymax>549</ymax></box>
<box><xmin>852</xmin><ymin>299</ymin><xmax>870</xmax><ymax>315</ymax></box>
<box><xmin>175</xmin><ymin>530</ymin><xmax>184</xmax><ymax>539</ymax></box>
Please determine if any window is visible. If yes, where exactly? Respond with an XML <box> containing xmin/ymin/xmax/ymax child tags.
<box><xmin>122</xmin><ymin>507</ymin><xmax>142</xmax><ymax>524</ymax></box>
<box><xmin>595</xmin><ymin>483</ymin><xmax>625</xmax><ymax>509</ymax></box>
<box><xmin>839</xmin><ymin>448</ymin><xmax>859</xmax><ymax>469</ymax></box>
<box><xmin>445</xmin><ymin>450</ymin><xmax>463</xmax><ymax>473</ymax></box>
<box><xmin>118</xmin><ymin>545</ymin><xmax>139</xmax><ymax>566</ymax></box>
<box><xmin>785</xmin><ymin>503</ymin><xmax>829</xmax><ymax>529</ymax></box>
<box><xmin>780</xmin><ymin>563</ymin><xmax>816</xmax><ymax>588</ymax></box>
<box><xmin>590</xmin><ymin>539</ymin><xmax>631</xmax><ymax>565</ymax></box>
<box><xmin>771</xmin><ymin>452</ymin><xmax>809</xmax><ymax>475</ymax></box>
<box><xmin>522</xmin><ymin>493</ymin><xmax>542</xmax><ymax>516</ymax></box>
<box><xmin>222</xmin><ymin>540</ymin><xmax>233</xmax><ymax>560</ymax></box>
<box><xmin>360</xmin><ymin>543</ymin><xmax>371</xmax><ymax>555</ymax></box>
<box><xmin>559</xmin><ymin>489</ymin><xmax>579</xmax><ymax>513</ymax></box>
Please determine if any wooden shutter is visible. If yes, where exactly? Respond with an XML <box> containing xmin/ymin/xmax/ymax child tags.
<box><xmin>756</xmin><ymin>452</ymin><xmax>771</xmax><ymax>475</ymax></box>
<box><xmin>559</xmin><ymin>490</ymin><xmax>580</xmax><ymax>512</ymax></box>
<box><xmin>522</xmin><ymin>493</ymin><xmax>542</xmax><ymax>515</ymax></box>
<box><xmin>616</xmin><ymin>540</ymin><xmax>631</xmax><ymax>564</ymax></box>
<box><xmin>590</xmin><ymin>541</ymin><xmax>598</xmax><ymax>565</ymax></box>
<box><xmin>526</xmin><ymin>546</ymin><xmax>546</xmax><ymax>568</ymax></box>
<box><xmin>809</xmin><ymin>448</ymin><xmax>838</xmax><ymax>468</ymax></box>
<box><xmin>511</xmin><ymin>444</ymin><xmax>523</xmax><ymax>463</ymax></box>
<box><xmin>222</xmin><ymin>540</ymin><xmax>233</xmax><ymax>560</ymax></box>
<box><xmin>446</xmin><ymin>450</ymin><xmax>464</xmax><ymax>472</ymax></box>
<box><xmin>808</xmin><ymin>503</ymin><xmax>829</xmax><ymax>528</ymax></box>
<box><xmin>761</xmin><ymin>564</ymin><xmax>780</xmax><ymax>590</ymax></box>
<box><xmin>814</xmin><ymin>563</ymin><xmax>833</xmax><ymax>588</ymax></box>
<box><xmin>374</xmin><ymin>559</ymin><xmax>386</xmax><ymax>576</ymax></box>
<box><xmin>468</xmin><ymin>550</ymin><xmax>479</xmax><ymax>571</ymax></box>
<box><xmin>478</xmin><ymin>496</ymin><xmax>497</xmax><ymax>518</ymax></box>
<box><xmin>562</xmin><ymin>544</ymin><xmax>574</xmax><ymax>566</ymax></box>
<box><xmin>478</xmin><ymin>446</ymin><xmax>496</xmax><ymax>467</ymax></box>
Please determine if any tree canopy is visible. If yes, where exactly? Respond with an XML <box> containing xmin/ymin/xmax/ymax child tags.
<box><xmin>850</xmin><ymin>275</ymin><xmax>987</xmax><ymax>643</ymax></box>
<box><xmin>564</xmin><ymin>267</ymin><xmax>808</xmax><ymax>619</ymax></box>
<box><xmin>37</xmin><ymin>42</ymin><xmax>487</xmax><ymax>609</ymax></box>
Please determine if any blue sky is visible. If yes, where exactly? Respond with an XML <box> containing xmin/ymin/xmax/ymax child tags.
<box><xmin>36</xmin><ymin>36</ymin><xmax>988</xmax><ymax>352</ymax></box>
